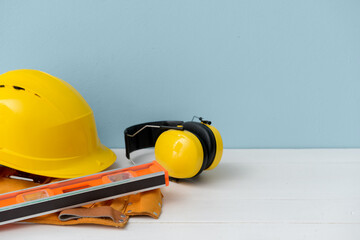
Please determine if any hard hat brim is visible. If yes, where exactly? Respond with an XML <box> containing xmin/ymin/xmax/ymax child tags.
<box><xmin>0</xmin><ymin>145</ymin><xmax>116</xmax><ymax>179</ymax></box>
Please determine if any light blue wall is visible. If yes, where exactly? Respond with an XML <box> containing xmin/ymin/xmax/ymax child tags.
<box><xmin>1</xmin><ymin>0</ymin><xmax>360</xmax><ymax>148</ymax></box>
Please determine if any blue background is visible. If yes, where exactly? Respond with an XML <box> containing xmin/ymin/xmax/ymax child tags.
<box><xmin>1</xmin><ymin>0</ymin><xmax>360</xmax><ymax>148</ymax></box>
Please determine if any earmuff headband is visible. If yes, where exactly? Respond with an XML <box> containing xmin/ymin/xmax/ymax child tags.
<box><xmin>124</xmin><ymin>121</ymin><xmax>184</xmax><ymax>159</ymax></box>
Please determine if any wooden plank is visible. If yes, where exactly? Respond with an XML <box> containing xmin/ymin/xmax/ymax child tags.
<box><xmin>1</xmin><ymin>222</ymin><xmax>359</xmax><ymax>240</ymax></box>
<box><xmin>119</xmin><ymin>149</ymin><xmax>360</xmax><ymax>223</ymax></box>
<box><xmin>1</xmin><ymin>149</ymin><xmax>359</xmax><ymax>239</ymax></box>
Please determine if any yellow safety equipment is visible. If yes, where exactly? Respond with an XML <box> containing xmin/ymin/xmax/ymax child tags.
<box><xmin>0</xmin><ymin>69</ymin><xmax>116</xmax><ymax>178</ymax></box>
<box><xmin>124</xmin><ymin>118</ymin><xmax>223</xmax><ymax>179</ymax></box>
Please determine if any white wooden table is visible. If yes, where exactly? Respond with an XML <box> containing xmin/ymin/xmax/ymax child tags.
<box><xmin>1</xmin><ymin>149</ymin><xmax>360</xmax><ymax>239</ymax></box>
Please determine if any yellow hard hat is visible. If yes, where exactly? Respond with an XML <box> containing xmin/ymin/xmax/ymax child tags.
<box><xmin>0</xmin><ymin>69</ymin><xmax>116</xmax><ymax>178</ymax></box>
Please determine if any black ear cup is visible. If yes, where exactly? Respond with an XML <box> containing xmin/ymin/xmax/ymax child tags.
<box><xmin>182</xmin><ymin>122</ymin><xmax>217</xmax><ymax>177</ymax></box>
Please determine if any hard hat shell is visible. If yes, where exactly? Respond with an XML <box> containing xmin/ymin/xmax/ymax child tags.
<box><xmin>0</xmin><ymin>69</ymin><xmax>116</xmax><ymax>178</ymax></box>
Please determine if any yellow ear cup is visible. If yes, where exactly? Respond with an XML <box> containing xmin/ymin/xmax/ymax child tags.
<box><xmin>204</xmin><ymin>124</ymin><xmax>223</xmax><ymax>170</ymax></box>
<box><xmin>154</xmin><ymin>129</ymin><xmax>204</xmax><ymax>179</ymax></box>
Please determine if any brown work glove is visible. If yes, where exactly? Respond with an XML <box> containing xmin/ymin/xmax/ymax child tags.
<box><xmin>0</xmin><ymin>168</ymin><xmax>163</xmax><ymax>228</ymax></box>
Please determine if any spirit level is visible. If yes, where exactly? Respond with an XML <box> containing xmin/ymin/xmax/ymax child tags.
<box><xmin>0</xmin><ymin>161</ymin><xmax>168</xmax><ymax>226</ymax></box>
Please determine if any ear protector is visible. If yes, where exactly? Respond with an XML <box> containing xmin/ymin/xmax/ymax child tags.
<box><xmin>124</xmin><ymin>118</ymin><xmax>223</xmax><ymax>179</ymax></box>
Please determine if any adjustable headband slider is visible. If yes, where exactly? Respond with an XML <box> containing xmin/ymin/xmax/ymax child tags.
<box><xmin>199</xmin><ymin>117</ymin><xmax>212</xmax><ymax>125</ymax></box>
<box><xmin>192</xmin><ymin>116</ymin><xmax>212</xmax><ymax>125</ymax></box>
<box><xmin>126</xmin><ymin>125</ymin><xmax>183</xmax><ymax>138</ymax></box>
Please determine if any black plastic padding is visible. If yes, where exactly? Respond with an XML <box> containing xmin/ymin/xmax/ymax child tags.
<box><xmin>182</xmin><ymin>122</ymin><xmax>217</xmax><ymax>177</ymax></box>
<box><xmin>201</xmin><ymin>124</ymin><xmax>217</xmax><ymax>169</ymax></box>
<box><xmin>124</xmin><ymin>121</ymin><xmax>184</xmax><ymax>159</ymax></box>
